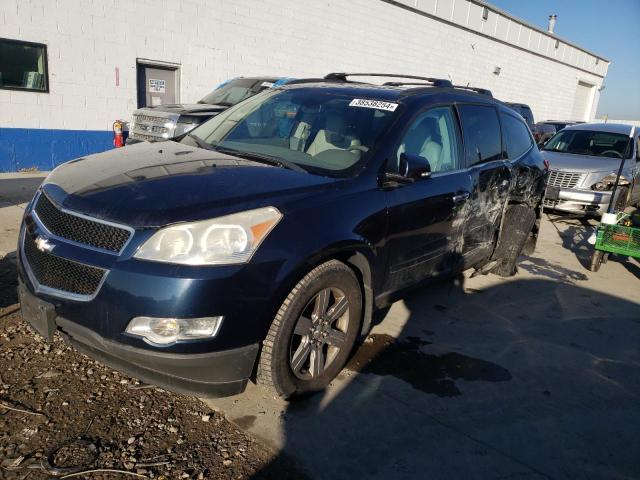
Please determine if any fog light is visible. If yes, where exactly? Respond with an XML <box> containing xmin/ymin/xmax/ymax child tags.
<box><xmin>125</xmin><ymin>316</ymin><xmax>223</xmax><ymax>345</ymax></box>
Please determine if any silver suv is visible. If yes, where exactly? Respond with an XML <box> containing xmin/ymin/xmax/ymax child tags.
<box><xmin>127</xmin><ymin>77</ymin><xmax>291</xmax><ymax>143</ymax></box>
<box><xmin>541</xmin><ymin>123</ymin><xmax>640</xmax><ymax>216</ymax></box>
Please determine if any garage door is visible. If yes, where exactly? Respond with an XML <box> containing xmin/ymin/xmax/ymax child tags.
<box><xmin>570</xmin><ymin>81</ymin><xmax>593</xmax><ymax>121</ymax></box>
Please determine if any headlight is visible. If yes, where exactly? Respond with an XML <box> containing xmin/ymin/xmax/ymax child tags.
<box><xmin>591</xmin><ymin>174</ymin><xmax>630</xmax><ymax>191</ymax></box>
<box><xmin>125</xmin><ymin>316</ymin><xmax>223</xmax><ymax>345</ymax></box>
<box><xmin>134</xmin><ymin>207</ymin><xmax>282</xmax><ymax>265</ymax></box>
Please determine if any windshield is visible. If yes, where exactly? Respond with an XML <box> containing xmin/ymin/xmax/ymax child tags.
<box><xmin>199</xmin><ymin>78</ymin><xmax>263</xmax><ymax>106</ymax></box>
<box><xmin>543</xmin><ymin>129</ymin><xmax>632</xmax><ymax>159</ymax></box>
<box><xmin>184</xmin><ymin>89</ymin><xmax>399</xmax><ymax>176</ymax></box>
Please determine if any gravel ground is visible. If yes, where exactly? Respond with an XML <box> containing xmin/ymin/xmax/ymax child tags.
<box><xmin>0</xmin><ymin>257</ymin><xmax>305</xmax><ymax>480</ymax></box>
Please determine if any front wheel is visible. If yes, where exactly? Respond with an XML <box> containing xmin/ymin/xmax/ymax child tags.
<box><xmin>257</xmin><ymin>260</ymin><xmax>362</xmax><ymax>398</ymax></box>
<box><xmin>590</xmin><ymin>250</ymin><xmax>605</xmax><ymax>272</ymax></box>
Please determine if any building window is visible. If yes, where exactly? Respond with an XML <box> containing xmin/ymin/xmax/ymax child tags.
<box><xmin>0</xmin><ymin>38</ymin><xmax>48</xmax><ymax>92</ymax></box>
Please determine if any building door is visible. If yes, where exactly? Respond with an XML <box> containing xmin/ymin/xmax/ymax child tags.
<box><xmin>136</xmin><ymin>62</ymin><xmax>180</xmax><ymax>108</ymax></box>
<box><xmin>570</xmin><ymin>81</ymin><xmax>593</xmax><ymax>121</ymax></box>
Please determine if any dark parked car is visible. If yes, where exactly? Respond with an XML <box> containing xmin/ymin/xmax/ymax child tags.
<box><xmin>18</xmin><ymin>74</ymin><xmax>547</xmax><ymax>399</ymax></box>
<box><xmin>535</xmin><ymin>120</ymin><xmax>585</xmax><ymax>146</ymax></box>
<box><xmin>127</xmin><ymin>76</ymin><xmax>296</xmax><ymax>143</ymax></box>
<box><xmin>540</xmin><ymin>120</ymin><xmax>583</xmax><ymax>132</ymax></box>
<box><xmin>505</xmin><ymin>102</ymin><xmax>535</xmax><ymax>128</ymax></box>
<box><xmin>504</xmin><ymin>102</ymin><xmax>553</xmax><ymax>145</ymax></box>
<box><xmin>532</xmin><ymin>123</ymin><xmax>556</xmax><ymax>146</ymax></box>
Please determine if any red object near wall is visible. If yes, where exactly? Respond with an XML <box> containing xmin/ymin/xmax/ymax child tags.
<box><xmin>113</xmin><ymin>120</ymin><xmax>124</xmax><ymax>148</ymax></box>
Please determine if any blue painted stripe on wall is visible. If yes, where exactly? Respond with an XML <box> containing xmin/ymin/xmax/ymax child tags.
<box><xmin>0</xmin><ymin>128</ymin><xmax>113</xmax><ymax>173</ymax></box>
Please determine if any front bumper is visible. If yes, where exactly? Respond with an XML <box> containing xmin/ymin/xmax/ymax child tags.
<box><xmin>18</xmin><ymin>280</ymin><xmax>258</xmax><ymax>397</ymax></box>
<box><xmin>543</xmin><ymin>187</ymin><xmax>613</xmax><ymax>216</ymax></box>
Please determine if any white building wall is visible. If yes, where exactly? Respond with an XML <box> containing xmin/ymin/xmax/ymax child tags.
<box><xmin>0</xmin><ymin>0</ymin><xmax>609</xmax><ymax>133</ymax></box>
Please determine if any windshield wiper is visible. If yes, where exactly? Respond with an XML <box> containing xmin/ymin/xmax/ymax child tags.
<box><xmin>187</xmin><ymin>133</ymin><xmax>215</xmax><ymax>151</ymax></box>
<box><xmin>212</xmin><ymin>146</ymin><xmax>307</xmax><ymax>173</ymax></box>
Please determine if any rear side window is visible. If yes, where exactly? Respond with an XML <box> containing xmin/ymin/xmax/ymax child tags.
<box><xmin>458</xmin><ymin>105</ymin><xmax>502</xmax><ymax>167</ymax></box>
<box><xmin>501</xmin><ymin>112</ymin><xmax>533</xmax><ymax>159</ymax></box>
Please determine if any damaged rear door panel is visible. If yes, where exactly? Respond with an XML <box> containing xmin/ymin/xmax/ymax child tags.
<box><xmin>457</xmin><ymin>104</ymin><xmax>513</xmax><ymax>267</ymax></box>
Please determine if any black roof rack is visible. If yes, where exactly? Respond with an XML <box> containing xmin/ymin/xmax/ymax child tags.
<box><xmin>382</xmin><ymin>81</ymin><xmax>448</xmax><ymax>87</ymax></box>
<box><xmin>284</xmin><ymin>77</ymin><xmax>346</xmax><ymax>85</ymax></box>
<box><xmin>452</xmin><ymin>85</ymin><xmax>493</xmax><ymax>97</ymax></box>
<box><xmin>324</xmin><ymin>73</ymin><xmax>453</xmax><ymax>88</ymax></box>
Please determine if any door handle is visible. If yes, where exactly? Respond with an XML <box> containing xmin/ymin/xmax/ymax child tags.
<box><xmin>452</xmin><ymin>192</ymin><xmax>470</xmax><ymax>204</ymax></box>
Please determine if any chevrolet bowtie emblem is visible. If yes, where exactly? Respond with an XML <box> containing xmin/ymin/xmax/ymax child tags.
<box><xmin>34</xmin><ymin>236</ymin><xmax>54</xmax><ymax>253</ymax></box>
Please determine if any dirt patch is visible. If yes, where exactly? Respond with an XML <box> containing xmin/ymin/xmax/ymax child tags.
<box><xmin>0</xmin><ymin>305</ymin><xmax>306</xmax><ymax>479</ymax></box>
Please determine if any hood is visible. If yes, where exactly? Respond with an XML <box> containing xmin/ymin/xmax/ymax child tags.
<box><xmin>540</xmin><ymin>150</ymin><xmax>628</xmax><ymax>174</ymax></box>
<box><xmin>140</xmin><ymin>103</ymin><xmax>228</xmax><ymax>116</ymax></box>
<box><xmin>43</xmin><ymin>142</ymin><xmax>338</xmax><ymax>228</ymax></box>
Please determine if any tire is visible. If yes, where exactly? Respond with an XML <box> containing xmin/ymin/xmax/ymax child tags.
<box><xmin>257</xmin><ymin>260</ymin><xmax>362</xmax><ymax>398</ymax></box>
<box><xmin>491</xmin><ymin>204</ymin><xmax>536</xmax><ymax>277</ymax></box>
<box><xmin>521</xmin><ymin>212</ymin><xmax>541</xmax><ymax>256</ymax></box>
<box><xmin>590</xmin><ymin>250</ymin><xmax>604</xmax><ymax>272</ymax></box>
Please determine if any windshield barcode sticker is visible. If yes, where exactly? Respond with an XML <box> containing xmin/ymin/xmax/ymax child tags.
<box><xmin>349</xmin><ymin>98</ymin><xmax>398</xmax><ymax>111</ymax></box>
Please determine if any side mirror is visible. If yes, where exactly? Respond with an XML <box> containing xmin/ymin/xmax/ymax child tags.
<box><xmin>399</xmin><ymin>153</ymin><xmax>431</xmax><ymax>179</ymax></box>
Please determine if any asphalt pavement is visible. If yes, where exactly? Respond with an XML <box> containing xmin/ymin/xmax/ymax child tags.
<box><xmin>207</xmin><ymin>213</ymin><xmax>640</xmax><ymax>479</ymax></box>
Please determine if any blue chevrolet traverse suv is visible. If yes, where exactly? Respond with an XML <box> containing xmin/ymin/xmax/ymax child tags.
<box><xmin>18</xmin><ymin>73</ymin><xmax>547</xmax><ymax>398</ymax></box>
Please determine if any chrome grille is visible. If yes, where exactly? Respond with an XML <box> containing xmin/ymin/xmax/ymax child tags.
<box><xmin>130</xmin><ymin>112</ymin><xmax>176</xmax><ymax>141</ymax></box>
<box><xmin>547</xmin><ymin>170</ymin><xmax>584</xmax><ymax>189</ymax></box>
<box><xmin>129</xmin><ymin>132</ymin><xmax>158</xmax><ymax>142</ymax></box>
<box><xmin>34</xmin><ymin>193</ymin><xmax>131</xmax><ymax>253</ymax></box>
<box><xmin>133</xmin><ymin>114</ymin><xmax>167</xmax><ymax>123</ymax></box>
<box><xmin>23</xmin><ymin>232</ymin><xmax>105</xmax><ymax>297</ymax></box>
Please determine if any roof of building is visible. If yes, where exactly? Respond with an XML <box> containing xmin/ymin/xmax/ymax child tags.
<box><xmin>476</xmin><ymin>0</ymin><xmax>609</xmax><ymax>62</ymax></box>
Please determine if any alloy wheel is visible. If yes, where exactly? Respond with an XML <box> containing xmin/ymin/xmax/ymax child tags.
<box><xmin>289</xmin><ymin>287</ymin><xmax>349</xmax><ymax>380</ymax></box>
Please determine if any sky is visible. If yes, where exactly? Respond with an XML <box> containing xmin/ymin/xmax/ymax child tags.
<box><xmin>488</xmin><ymin>0</ymin><xmax>640</xmax><ymax>119</ymax></box>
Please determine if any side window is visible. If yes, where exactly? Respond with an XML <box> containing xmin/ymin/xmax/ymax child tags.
<box><xmin>457</xmin><ymin>105</ymin><xmax>502</xmax><ymax>167</ymax></box>
<box><xmin>501</xmin><ymin>112</ymin><xmax>534</xmax><ymax>159</ymax></box>
<box><xmin>396</xmin><ymin>106</ymin><xmax>462</xmax><ymax>173</ymax></box>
